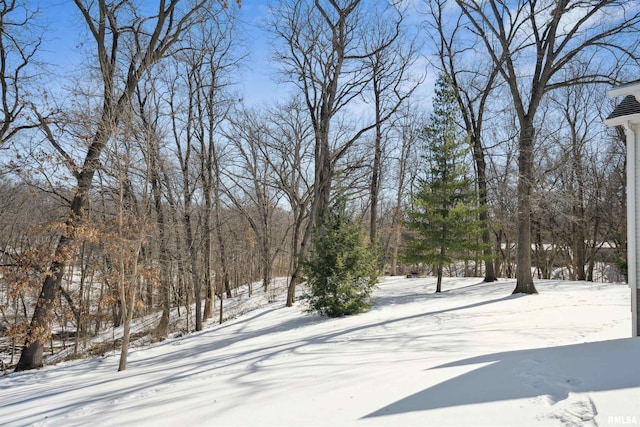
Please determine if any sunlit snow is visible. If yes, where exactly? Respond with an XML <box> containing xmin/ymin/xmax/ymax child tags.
<box><xmin>1</xmin><ymin>277</ymin><xmax>638</xmax><ymax>426</ymax></box>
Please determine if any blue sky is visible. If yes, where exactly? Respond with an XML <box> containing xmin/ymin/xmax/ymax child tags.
<box><xmin>235</xmin><ymin>2</ymin><xmax>285</xmax><ymax>105</ymax></box>
<box><xmin>34</xmin><ymin>1</ymin><xmax>431</xmax><ymax>109</ymax></box>
<box><xmin>36</xmin><ymin>1</ymin><xmax>283</xmax><ymax>105</ymax></box>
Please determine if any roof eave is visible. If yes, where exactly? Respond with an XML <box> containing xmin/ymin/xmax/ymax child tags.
<box><xmin>604</xmin><ymin>113</ymin><xmax>640</xmax><ymax>127</ymax></box>
<box><xmin>608</xmin><ymin>82</ymin><xmax>640</xmax><ymax>100</ymax></box>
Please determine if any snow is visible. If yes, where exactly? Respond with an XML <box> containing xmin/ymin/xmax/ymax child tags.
<box><xmin>1</xmin><ymin>277</ymin><xmax>639</xmax><ymax>427</ymax></box>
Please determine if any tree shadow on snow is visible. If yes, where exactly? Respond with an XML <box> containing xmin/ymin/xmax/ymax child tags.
<box><xmin>363</xmin><ymin>338</ymin><xmax>640</xmax><ymax>419</ymax></box>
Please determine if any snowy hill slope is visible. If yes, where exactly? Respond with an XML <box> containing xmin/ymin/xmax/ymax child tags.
<box><xmin>1</xmin><ymin>277</ymin><xmax>638</xmax><ymax>427</ymax></box>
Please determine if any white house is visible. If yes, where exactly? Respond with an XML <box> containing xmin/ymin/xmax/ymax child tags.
<box><xmin>605</xmin><ymin>81</ymin><xmax>640</xmax><ymax>337</ymax></box>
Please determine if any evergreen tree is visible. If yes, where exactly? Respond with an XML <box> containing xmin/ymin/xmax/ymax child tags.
<box><xmin>403</xmin><ymin>75</ymin><xmax>488</xmax><ymax>292</ymax></box>
<box><xmin>305</xmin><ymin>194</ymin><xmax>378</xmax><ymax>317</ymax></box>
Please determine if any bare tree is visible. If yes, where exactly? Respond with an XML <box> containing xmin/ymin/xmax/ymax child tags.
<box><xmin>384</xmin><ymin>105</ymin><xmax>422</xmax><ymax>276</ymax></box>
<box><xmin>548</xmin><ymin>78</ymin><xmax>608</xmax><ymax>280</ymax></box>
<box><xmin>154</xmin><ymin>2</ymin><xmax>240</xmax><ymax>332</ymax></box>
<box><xmin>15</xmin><ymin>0</ymin><xmax>236</xmax><ymax>372</ymax></box>
<box><xmin>270</xmin><ymin>0</ymin><xmax>412</xmax><ymax>284</ymax></box>
<box><xmin>485</xmin><ymin>112</ymin><xmax>519</xmax><ymax>279</ymax></box>
<box><xmin>0</xmin><ymin>0</ymin><xmax>41</xmax><ymax>147</ymax></box>
<box><xmin>134</xmin><ymin>79</ymin><xmax>173</xmax><ymax>337</ymax></box>
<box><xmin>211</xmin><ymin>145</ymin><xmax>233</xmax><ymax>302</ymax></box>
<box><xmin>251</xmin><ymin>98</ymin><xmax>314</xmax><ymax>306</ymax></box>
<box><xmin>455</xmin><ymin>0</ymin><xmax>640</xmax><ymax>294</ymax></box>
<box><xmin>363</xmin><ymin>5</ymin><xmax>420</xmax><ymax>245</ymax></box>
<box><xmin>225</xmin><ymin>106</ymin><xmax>288</xmax><ymax>296</ymax></box>
<box><xmin>103</xmin><ymin>111</ymin><xmax>149</xmax><ymax>372</ymax></box>
<box><xmin>597</xmin><ymin>125</ymin><xmax>627</xmax><ymax>281</ymax></box>
<box><xmin>524</xmin><ymin>79</ymin><xmax>623</xmax><ymax>282</ymax></box>
<box><xmin>166</xmin><ymin>56</ymin><xmax>206</xmax><ymax>332</ymax></box>
<box><xmin>187</xmin><ymin>9</ymin><xmax>241</xmax><ymax>320</ymax></box>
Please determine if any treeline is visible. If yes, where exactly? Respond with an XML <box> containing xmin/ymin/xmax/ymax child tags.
<box><xmin>0</xmin><ymin>0</ymin><xmax>637</xmax><ymax>371</ymax></box>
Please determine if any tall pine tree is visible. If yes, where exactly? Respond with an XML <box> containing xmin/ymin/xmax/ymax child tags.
<box><xmin>403</xmin><ymin>75</ymin><xmax>488</xmax><ymax>292</ymax></box>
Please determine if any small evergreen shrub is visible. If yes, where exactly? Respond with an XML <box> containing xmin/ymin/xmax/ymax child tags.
<box><xmin>305</xmin><ymin>197</ymin><xmax>378</xmax><ymax>317</ymax></box>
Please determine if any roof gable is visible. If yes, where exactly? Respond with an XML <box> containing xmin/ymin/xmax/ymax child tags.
<box><xmin>607</xmin><ymin>95</ymin><xmax>640</xmax><ymax>121</ymax></box>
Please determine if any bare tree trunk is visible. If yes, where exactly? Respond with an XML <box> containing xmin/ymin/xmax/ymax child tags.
<box><xmin>213</xmin><ymin>185</ymin><xmax>232</xmax><ymax>299</ymax></box>
<box><xmin>183</xmin><ymin>209</ymin><xmax>202</xmax><ymax>331</ymax></box>
<box><xmin>572</xmin><ymin>127</ymin><xmax>587</xmax><ymax>281</ymax></box>
<box><xmin>369</xmin><ymin>71</ymin><xmax>383</xmax><ymax>244</ymax></box>
<box><xmin>286</xmin><ymin>210</ymin><xmax>305</xmax><ymax>306</ymax></box>
<box><xmin>586</xmin><ymin>216</ymin><xmax>601</xmax><ymax>282</ymax></box>
<box><xmin>513</xmin><ymin>122</ymin><xmax>537</xmax><ymax>293</ymax></box>
<box><xmin>287</xmin><ymin>273</ymin><xmax>303</xmax><ymax>307</ymax></box>
<box><xmin>118</xmin><ymin>242</ymin><xmax>141</xmax><ymax>372</ymax></box>
<box><xmin>203</xmin><ymin>232</ymin><xmax>214</xmax><ymax>320</ymax></box>
<box><xmin>203</xmin><ymin>131</ymin><xmax>215</xmax><ymax>318</ymax></box>
<box><xmin>390</xmin><ymin>221</ymin><xmax>401</xmax><ymax>276</ymax></box>
<box><xmin>388</xmin><ymin>112</ymin><xmax>419</xmax><ymax>276</ymax></box>
<box><xmin>151</xmin><ymin>169</ymin><xmax>171</xmax><ymax>337</ymax></box>
<box><xmin>473</xmin><ymin>135</ymin><xmax>496</xmax><ymax>282</ymax></box>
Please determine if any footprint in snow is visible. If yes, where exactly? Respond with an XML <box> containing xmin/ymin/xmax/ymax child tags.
<box><xmin>545</xmin><ymin>393</ymin><xmax>598</xmax><ymax>427</ymax></box>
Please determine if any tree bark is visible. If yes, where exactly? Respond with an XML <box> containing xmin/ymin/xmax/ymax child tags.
<box><xmin>118</xmin><ymin>242</ymin><xmax>141</xmax><ymax>372</ymax></box>
<box><xmin>183</xmin><ymin>209</ymin><xmax>202</xmax><ymax>331</ymax></box>
<box><xmin>369</xmin><ymin>68</ymin><xmax>383</xmax><ymax>244</ymax></box>
<box><xmin>513</xmin><ymin>121</ymin><xmax>537</xmax><ymax>294</ymax></box>
<box><xmin>152</xmin><ymin>166</ymin><xmax>171</xmax><ymax>337</ymax></box>
<box><xmin>472</xmin><ymin>134</ymin><xmax>496</xmax><ymax>282</ymax></box>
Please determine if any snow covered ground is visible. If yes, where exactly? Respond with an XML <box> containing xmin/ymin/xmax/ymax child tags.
<box><xmin>1</xmin><ymin>277</ymin><xmax>638</xmax><ymax>427</ymax></box>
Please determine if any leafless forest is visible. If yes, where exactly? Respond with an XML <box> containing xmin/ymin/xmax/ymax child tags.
<box><xmin>0</xmin><ymin>0</ymin><xmax>637</xmax><ymax>371</ymax></box>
